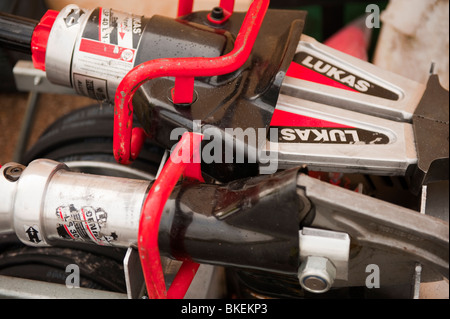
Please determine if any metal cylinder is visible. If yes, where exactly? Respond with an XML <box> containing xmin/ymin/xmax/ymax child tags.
<box><xmin>44</xmin><ymin>5</ymin><xmax>90</xmax><ymax>90</ymax></box>
<box><xmin>0</xmin><ymin>159</ymin><xmax>150</xmax><ymax>248</ymax></box>
<box><xmin>43</xmin><ymin>5</ymin><xmax>227</xmax><ymax>102</ymax></box>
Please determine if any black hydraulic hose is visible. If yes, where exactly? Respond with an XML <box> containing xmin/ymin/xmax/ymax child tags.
<box><xmin>0</xmin><ymin>12</ymin><xmax>38</xmax><ymax>54</ymax></box>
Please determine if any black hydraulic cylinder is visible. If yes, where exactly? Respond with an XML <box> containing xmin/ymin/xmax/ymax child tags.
<box><xmin>158</xmin><ymin>168</ymin><xmax>302</xmax><ymax>275</ymax></box>
<box><xmin>0</xmin><ymin>12</ymin><xmax>37</xmax><ymax>54</ymax></box>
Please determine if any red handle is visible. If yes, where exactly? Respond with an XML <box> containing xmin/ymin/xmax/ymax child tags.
<box><xmin>113</xmin><ymin>0</ymin><xmax>269</xmax><ymax>165</ymax></box>
<box><xmin>138</xmin><ymin>132</ymin><xmax>203</xmax><ymax>299</ymax></box>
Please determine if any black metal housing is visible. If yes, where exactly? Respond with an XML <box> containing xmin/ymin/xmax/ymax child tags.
<box><xmin>132</xmin><ymin>9</ymin><xmax>306</xmax><ymax>182</ymax></box>
<box><xmin>158</xmin><ymin>168</ymin><xmax>302</xmax><ymax>275</ymax></box>
<box><xmin>410</xmin><ymin>75</ymin><xmax>449</xmax><ymax>193</ymax></box>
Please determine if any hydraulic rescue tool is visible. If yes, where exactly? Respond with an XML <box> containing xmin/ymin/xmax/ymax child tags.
<box><xmin>0</xmin><ymin>0</ymin><xmax>448</xmax><ymax>299</ymax></box>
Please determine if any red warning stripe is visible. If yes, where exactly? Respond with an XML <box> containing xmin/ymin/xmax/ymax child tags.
<box><xmin>269</xmin><ymin>109</ymin><xmax>354</xmax><ymax>128</ymax></box>
<box><xmin>58</xmin><ymin>207</ymin><xmax>76</xmax><ymax>240</ymax></box>
<box><xmin>79</xmin><ymin>38</ymin><xmax>135</xmax><ymax>62</ymax></box>
<box><xmin>81</xmin><ymin>208</ymin><xmax>100</xmax><ymax>244</ymax></box>
<box><xmin>287</xmin><ymin>61</ymin><xmax>358</xmax><ymax>93</ymax></box>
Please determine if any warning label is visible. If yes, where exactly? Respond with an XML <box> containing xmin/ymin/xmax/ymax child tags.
<box><xmin>79</xmin><ymin>38</ymin><xmax>135</xmax><ymax>62</ymax></box>
<box><xmin>85</xmin><ymin>7</ymin><xmax>142</xmax><ymax>49</ymax></box>
<box><xmin>72</xmin><ymin>7</ymin><xmax>143</xmax><ymax>101</ymax></box>
<box><xmin>24</xmin><ymin>225</ymin><xmax>43</xmax><ymax>244</ymax></box>
<box><xmin>73</xmin><ymin>73</ymin><xmax>107</xmax><ymax>101</ymax></box>
<box><xmin>56</xmin><ymin>204</ymin><xmax>118</xmax><ymax>245</ymax></box>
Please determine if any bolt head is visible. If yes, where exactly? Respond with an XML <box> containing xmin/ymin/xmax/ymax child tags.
<box><xmin>298</xmin><ymin>256</ymin><xmax>336</xmax><ymax>293</ymax></box>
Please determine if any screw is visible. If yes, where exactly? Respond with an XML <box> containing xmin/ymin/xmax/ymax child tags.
<box><xmin>298</xmin><ymin>256</ymin><xmax>336</xmax><ymax>293</ymax></box>
<box><xmin>3</xmin><ymin>165</ymin><xmax>25</xmax><ymax>182</ymax></box>
<box><xmin>210</xmin><ymin>7</ymin><xmax>225</xmax><ymax>21</ymax></box>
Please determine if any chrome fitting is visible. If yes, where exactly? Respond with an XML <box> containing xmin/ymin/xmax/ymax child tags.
<box><xmin>298</xmin><ymin>227</ymin><xmax>350</xmax><ymax>293</ymax></box>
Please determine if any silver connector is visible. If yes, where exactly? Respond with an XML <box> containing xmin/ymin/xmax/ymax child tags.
<box><xmin>45</xmin><ymin>5</ymin><xmax>90</xmax><ymax>88</ymax></box>
<box><xmin>298</xmin><ymin>227</ymin><xmax>350</xmax><ymax>293</ymax></box>
<box><xmin>0</xmin><ymin>159</ymin><xmax>150</xmax><ymax>248</ymax></box>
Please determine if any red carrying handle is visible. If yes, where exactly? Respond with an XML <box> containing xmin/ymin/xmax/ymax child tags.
<box><xmin>138</xmin><ymin>131</ymin><xmax>203</xmax><ymax>299</ymax></box>
<box><xmin>113</xmin><ymin>0</ymin><xmax>269</xmax><ymax>165</ymax></box>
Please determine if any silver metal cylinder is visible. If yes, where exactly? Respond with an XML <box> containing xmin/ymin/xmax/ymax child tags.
<box><xmin>0</xmin><ymin>159</ymin><xmax>150</xmax><ymax>248</ymax></box>
<box><xmin>45</xmin><ymin>5</ymin><xmax>91</xmax><ymax>88</ymax></box>
<box><xmin>45</xmin><ymin>5</ymin><xmax>148</xmax><ymax>102</ymax></box>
